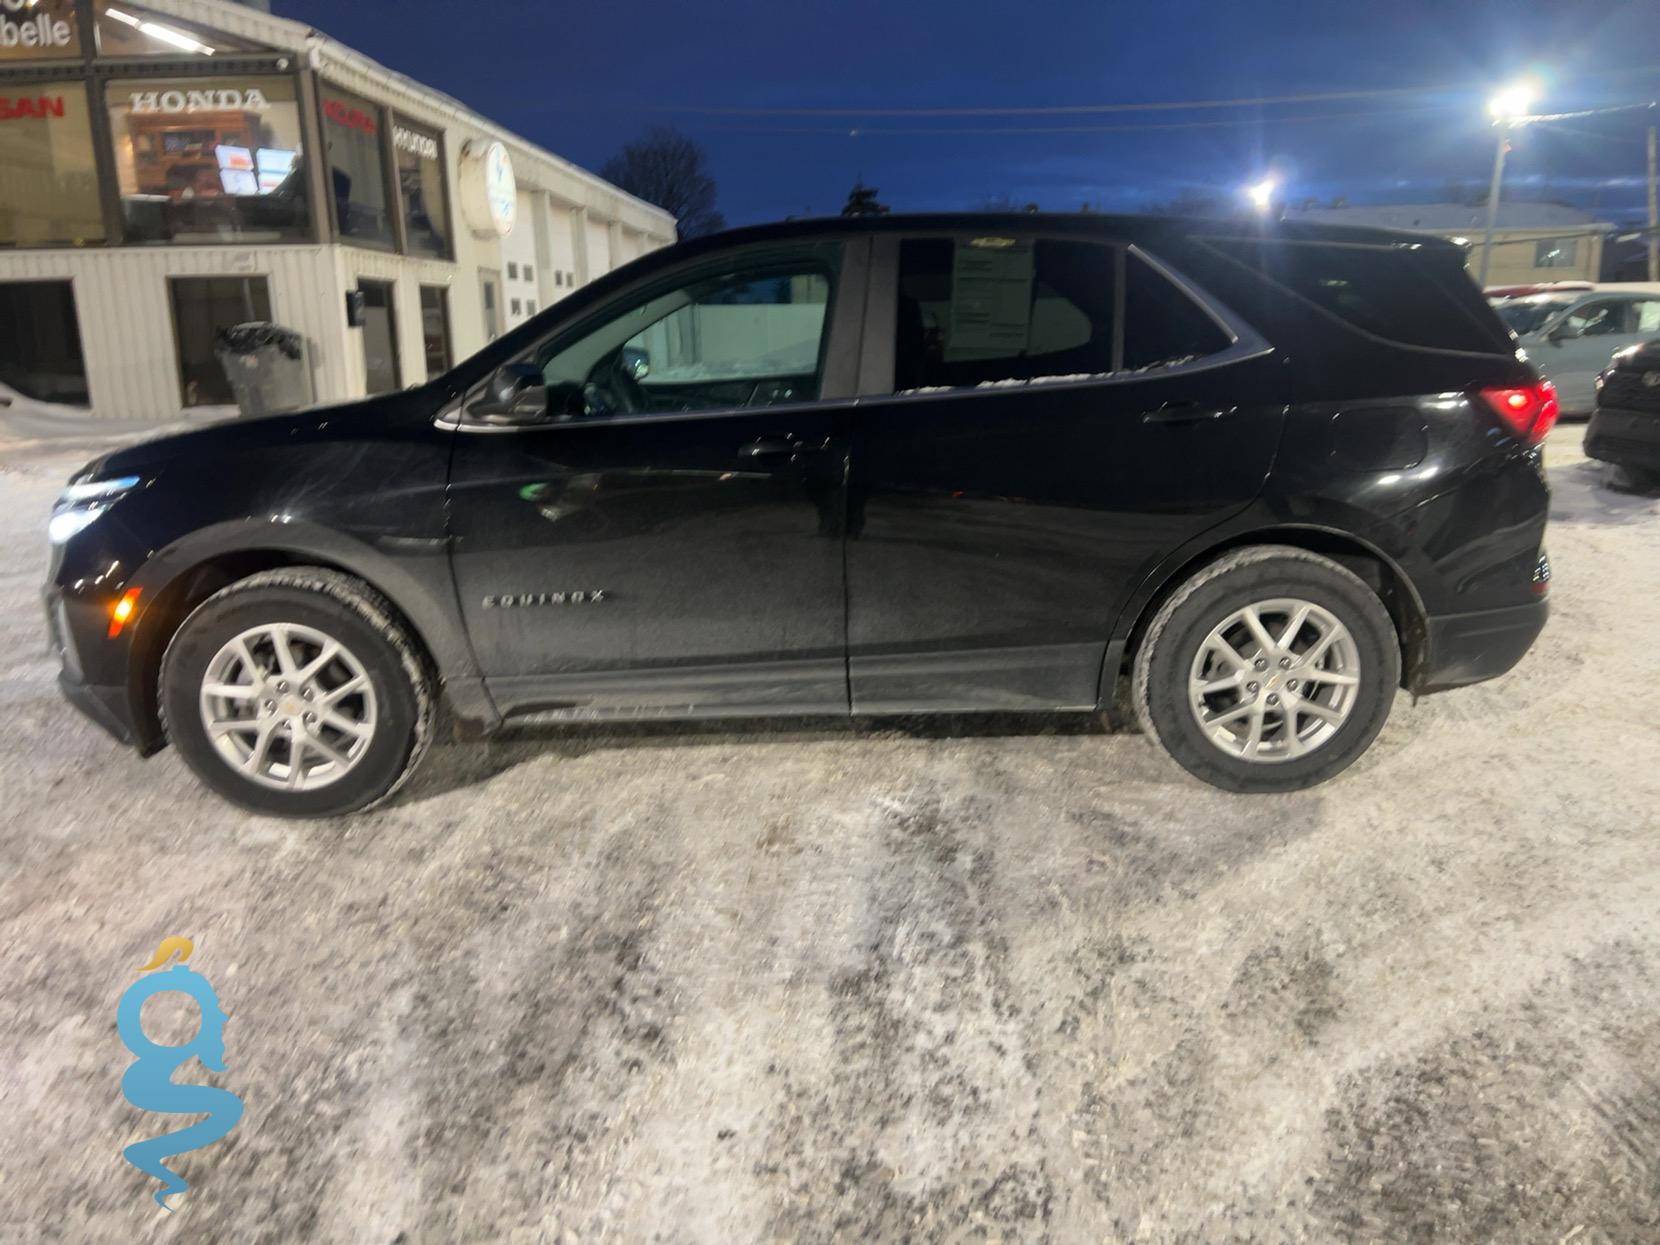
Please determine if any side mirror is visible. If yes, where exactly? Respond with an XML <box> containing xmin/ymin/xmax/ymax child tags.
<box><xmin>622</xmin><ymin>346</ymin><xmax>650</xmax><ymax>381</ymax></box>
<box><xmin>471</xmin><ymin>362</ymin><xmax>548</xmax><ymax>422</ymax></box>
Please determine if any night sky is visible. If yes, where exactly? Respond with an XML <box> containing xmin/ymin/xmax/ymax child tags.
<box><xmin>273</xmin><ymin>0</ymin><xmax>1660</xmax><ymax>225</ymax></box>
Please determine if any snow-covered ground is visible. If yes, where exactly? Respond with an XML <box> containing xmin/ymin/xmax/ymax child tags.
<box><xmin>2</xmin><ymin>424</ymin><xmax>1658</xmax><ymax>1242</ymax></box>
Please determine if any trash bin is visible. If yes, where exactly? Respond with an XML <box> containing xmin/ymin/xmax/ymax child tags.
<box><xmin>213</xmin><ymin>322</ymin><xmax>314</xmax><ymax>417</ymax></box>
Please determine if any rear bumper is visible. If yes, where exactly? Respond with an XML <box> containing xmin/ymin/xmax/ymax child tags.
<box><xmin>1585</xmin><ymin>407</ymin><xmax>1660</xmax><ymax>470</ymax></box>
<box><xmin>1418</xmin><ymin>598</ymin><xmax>1549</xmax><ymax>693</ymax></box>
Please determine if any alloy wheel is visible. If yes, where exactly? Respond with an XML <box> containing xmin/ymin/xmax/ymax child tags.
<box><xmin>1186</xmin><ymin>598</ymin><xmax>1361</xmax><ymax>763</ymax></box>
<box><xmin>197</xmin><ymin>623</ymin><xmax>377</xmax><ymax>791</ymax></box>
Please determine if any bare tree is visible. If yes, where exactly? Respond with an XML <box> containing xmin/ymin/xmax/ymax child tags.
<box><xmin>600</xmin><ymin>127</ymin><xmax>726</xmax><ymax>239</ymax></box>
<box><xmin>841</xmin><ymin>181</ymin><xmax>890</xmax><ymax>217</ymax></box>
<box><xmin>1140</xmin><ymin>188</ymin><xmax>1232</xmax><ymax>218</ymax></box>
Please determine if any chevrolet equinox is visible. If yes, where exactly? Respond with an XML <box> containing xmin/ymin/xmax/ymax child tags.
<box><xmin>45</xmin><ymin>214</ymin><xmax>1555</xmax><ymax>816</ymax></box>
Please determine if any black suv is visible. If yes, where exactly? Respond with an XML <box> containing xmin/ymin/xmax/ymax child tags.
<box><xmin>1587</xmin><ymin>338</ymin><xmax>1660</xmax><ymax>488</ymax></box>
<box><xmin>45</xmin><ymin>214</ymin><xmax>1555</xmax><ymax>816</ymax></box>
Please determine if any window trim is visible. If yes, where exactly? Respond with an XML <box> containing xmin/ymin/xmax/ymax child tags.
<box><xmin>860</xmin><ymin>231</ymin><xmax>1269</xmax><ymax>404</ymax></box>
<box><xmin>442</xmin><ymin>237</ymin><xmax>868</xmax><ymax>432</ymax></box>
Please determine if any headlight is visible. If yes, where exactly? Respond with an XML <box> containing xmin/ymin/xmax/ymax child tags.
<box><xmin>49</xmin><ymin>475</ymin><xmax>141</xmax><ymax>545</ymax></box>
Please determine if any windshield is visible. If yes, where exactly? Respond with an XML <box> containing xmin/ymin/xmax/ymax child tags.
<box><xmin>1494</xmin><ymin>295</ymin><xmax>1576</xmax><ymax>336</ymax></box>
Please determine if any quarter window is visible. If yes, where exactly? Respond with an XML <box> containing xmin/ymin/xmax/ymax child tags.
<box><xmin>105</xmin><ymin>75</ymin><xmax>309</xmax><ymax>244</ymax></box>
<box><xmin>1123</xmin><ymin>253</ymin><xmax>1231</xmax><ymax>370</ymax></box>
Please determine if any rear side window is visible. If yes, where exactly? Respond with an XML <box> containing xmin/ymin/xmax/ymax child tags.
<box><xmin>1200</xmin><ymin>236</ymin><xmax>1513</xmax><ymax>355</ymax></box>
<box><xmin>1123</xmin><ymin>254</ymin><xmax>1232</xmax><ymax>370</ymax></box>
<box><xmin>893</xmin><ymin>236</ymin><xmax>1232</xmax><ymax>392</ymax></box>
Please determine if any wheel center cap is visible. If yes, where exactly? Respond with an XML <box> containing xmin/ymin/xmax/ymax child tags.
<box><xmin>279</xmin><ymin>695</ymin><xmax>304</xmax><ymax>717</ymax></box>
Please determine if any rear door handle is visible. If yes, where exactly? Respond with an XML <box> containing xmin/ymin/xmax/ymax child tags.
<box><xmin>1141</xmin><ymin>403</ymin><xmax>1237</xmax><ymax>424</ymax></box>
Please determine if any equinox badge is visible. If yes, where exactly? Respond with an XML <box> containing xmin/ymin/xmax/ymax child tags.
<box><xmin>483</xmin><ymin>590</ymin><xmax>609</xmax><ymax>608</ymax></box>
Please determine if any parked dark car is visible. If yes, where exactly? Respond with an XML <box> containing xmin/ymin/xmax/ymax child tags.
<box><xmin>45</xmin><ymin>213</ymin><xmax>1555</xmax><ymax>816</ymax></box>
<box><xmin>1586</xmin><ymin>339</ymin><xmax>1660</xmax><ymax>488</ymax></box>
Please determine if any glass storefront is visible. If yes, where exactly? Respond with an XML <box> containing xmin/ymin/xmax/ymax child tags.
<box><xmin>394</xmin><ymin>116</ymin><xmax>449</xmax><ymax>260</ymax></box>
<box><xmin>105</xmin><ymin>75</ymin><xmax>309</xmax><ymax>244</ymax></box>
<box><xmin>322</xmin><ymin>85</ymin><xmax>394</xmax><ymax>250</ymax></box>
<box><xmin>0</xmin><ymin>81</ymin><xmax>104</xmax><ymax>247</ymax></box>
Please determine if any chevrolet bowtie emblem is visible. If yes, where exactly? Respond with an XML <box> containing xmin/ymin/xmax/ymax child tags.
<box><xmin>482</xmin><ymin>590</ymin><xmax>609</xmax><ymax>608</ymax></box>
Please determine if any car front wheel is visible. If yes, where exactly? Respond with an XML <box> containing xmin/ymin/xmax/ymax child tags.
<box><xmin>159</xmin><ymin>568</ymin><xmax>434</xmax><ymax>817</ymax></box>
<box><xmin>1132</xmin><ymin>546</ymin><xmax>1400</xmax><ymax>792</ymax></box>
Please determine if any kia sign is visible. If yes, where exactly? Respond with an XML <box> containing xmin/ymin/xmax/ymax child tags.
<box><xmin>460</xmin><ymin>139</ymin><xmax>516</xmax><ymax>239</ymax></box>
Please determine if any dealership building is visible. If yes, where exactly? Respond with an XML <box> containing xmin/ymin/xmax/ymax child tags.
<box><xmin>0</xmin><ymin>0</ymin><xmax>676</xmax><ymax>420</ymax></box>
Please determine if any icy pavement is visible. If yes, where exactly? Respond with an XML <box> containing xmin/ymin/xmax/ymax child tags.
<box><xmin>2</xmin><ymin>426</ymin><xmax>1659</xmax><ymax>1243</ymax></box>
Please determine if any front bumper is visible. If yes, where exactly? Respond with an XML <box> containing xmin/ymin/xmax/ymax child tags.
<box><xmin>1585</xmin><ymin>407</ymin><xmax>1660</xmax><ymax>471</ymax></box>
<box><xmin>44</xmin><ymin>585</ymin><xmax>157</xmax><ymax>753</ymax></box>
<box><xmin>1418</xmin><ymin>597</ymin><xmax>1549</xmax><ymax>693</ymax></box>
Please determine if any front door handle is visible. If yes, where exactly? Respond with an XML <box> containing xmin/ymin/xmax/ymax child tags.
<box><xmin>738</xmin><ymin>435</ymin><xmax>830</xmax><ymax>459</ymax></box>
<box><xmin>1141</xmin><ymin>402</ymin><xmax>1237</xmax><ymax>424</ymax></box>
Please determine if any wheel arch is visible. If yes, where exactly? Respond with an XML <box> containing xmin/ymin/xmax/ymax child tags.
<box><xmin>1105</xmin><ymin>524</ymin><xmax>1429</xmax><ymax>703</ymax></box>
<box><xmin>123</xmin><ymin>529</ymin><xmax>488</xmax><ymax>753</ymax></box>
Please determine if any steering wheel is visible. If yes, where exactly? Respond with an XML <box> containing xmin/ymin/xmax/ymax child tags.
<box><xmin>583</xmin><ymin>351</ymin><xmax>649</xmax><ymax>417</ymax></box>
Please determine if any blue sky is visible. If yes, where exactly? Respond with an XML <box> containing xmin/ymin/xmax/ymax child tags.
<box><xmin>274</xmin><ymin>0</ymin><xmax>1660</xmax><ymax>223</ymax></box>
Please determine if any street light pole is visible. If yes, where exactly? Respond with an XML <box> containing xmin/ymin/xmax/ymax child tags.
<box><xmin>1477</xmin><ymin>124</ymin><xmax>1509</xmax><ymax>288</ymax></box>
<box><xmin>1478</xmin><ymin>79</ymin><xmax>1538</xmax><ymax>290</ymax></box>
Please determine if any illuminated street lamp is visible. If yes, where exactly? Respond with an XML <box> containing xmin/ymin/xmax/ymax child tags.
<box><xmin>1245</xmin><ymin>175</ymin><xmax>1281</xmax><ymax>214</ymax></box>
<box><xmin>1478</xmin><ymin>78</ymin><xmax>1541</xmax><ymax>287</ymax></box>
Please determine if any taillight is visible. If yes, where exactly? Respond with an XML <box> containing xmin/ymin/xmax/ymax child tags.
<box><xmin>1478</xmin><ymin>381</ymin><xmax>1559</xmax><ymax>446</ymax></box>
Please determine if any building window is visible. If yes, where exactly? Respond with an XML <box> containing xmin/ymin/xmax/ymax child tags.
<box><xmin>105</xmin><ymin>75</ymin><xmax>309</xmax><ymax>244</ymax></box>
<box><xmin>392</xmin><ymin>116</ymin><xmax>449</xmax><ymax>260</ymax></box>
<box><xmin>321</xmin><ymin>85</ymin><xmax>393</xmax><ymax>250</ymax></box>
<box><xmin>357</xmin><ymin>280</ymin><xmax>400</xmax><ymax>393</ymax></box>
<box><xmin>94</xmin><ymin>1</ymin><xmax>268</xmax><ymax>57</ymax></box>
<box><xmin>419</xmin><ymin>285</ymin><xmax>451</xmax><ymax>377</ymax></box>
<box><xmin>526</xmin><ymin>300</ymin><xmax>535</xmax><ymax>314</ymax></box>
<box><xmin>0</xmin><ymin>82</ymin><xmax>104</xmax><ymax>247</ymax></box>
<box><xmin>1535</xmin><ymin>238</ymin><xmax>1578</xmax><ymax>269</ymax></box>
<box><xmin>0</xmin><ymin>280</ymin><xmax>88</xmax><ymax>405</ymax></box>
<box><xmin>554</xmin><ymin>271</ymin><xmax>563</xmax><ymax>287</ymax></box>
<box><xmin>510</xmin><ymin>297</ymin><xmax>521</xmax><ymax>316</ymax></box>
<box><xmin>169</xmin><ymin>275</ymin><xmax>270</xmax><ymax>406</ymax></box>
<box><xmin>506</xmin><ymin>261</ymin><xmax>518</xmax><ymax>280</ymax></box>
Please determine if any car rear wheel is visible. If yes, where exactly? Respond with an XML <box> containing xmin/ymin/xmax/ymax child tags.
<box><xmin>1132</xmin><ymin>546</ymin><xmax>1400</xmax><ymax>792</ymax></box>
<box><xmin>159</xmin><ymin>568</ymin><xmax>434</xmax><ymax>817</ymax></box>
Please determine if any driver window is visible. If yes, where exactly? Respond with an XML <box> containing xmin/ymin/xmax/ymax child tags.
<box><xmin>538</xmin><ymin>261</ymin><xmax>834</xmax><ymax>417</ymax></box>
<box><xmin>1563</xmin><ymin>300</ymin><xmax>1625</xmax><ymax>337</ymax></box>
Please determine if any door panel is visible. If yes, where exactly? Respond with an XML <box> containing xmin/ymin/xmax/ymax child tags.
<box><xmin>446</xmin><ymin>237</ymin><xmax>865</xmax><ymax>721</ymax></box>
<box><xmin>448</xmin><ymin>408</ymin><xmax>850</xmax><ymax>716</ymax></box>
<box><xmin>845</xmin><ymin>359</ymin><xmax>1287</xmax><ymax>711</ymax></box>
<box><xmin>844</xmin><ymin>232</ymin><xmax>1287</xmax><ymax>713</ymax></box>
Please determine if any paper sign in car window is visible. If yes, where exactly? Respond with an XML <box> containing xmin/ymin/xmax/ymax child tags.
<box><xmin>948</xmin><ymin>239</ymin><xmax>1034</xmax><ymax>359</ymax></box>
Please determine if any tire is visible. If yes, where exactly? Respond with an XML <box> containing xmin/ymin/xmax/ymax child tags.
<box><xmin>1131</xmin><ymin>546</ymin><xmax>1400</xmax><ymax>793</ymax></box>
<box><xmin>159</xmin><ymin>567</ymin><xmax>434</xmax><ymax>818</ymax></box>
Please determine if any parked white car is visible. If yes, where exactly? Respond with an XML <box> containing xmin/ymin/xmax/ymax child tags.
<box><xmin>1491</xmin><ymin>284</ymin><xmax>1660</xmax><ymax>415</ymax></box>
